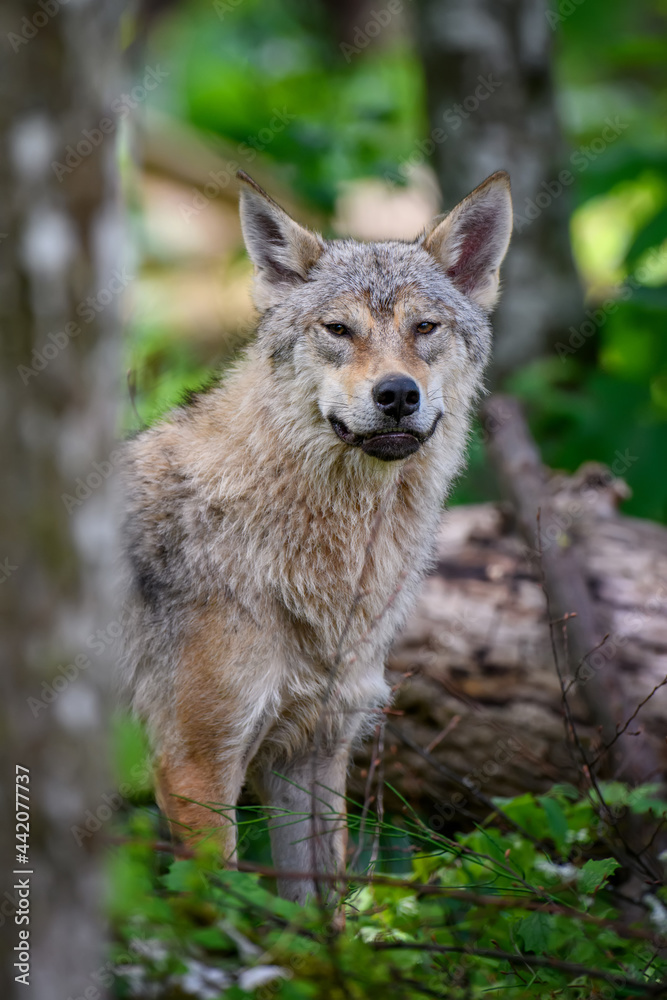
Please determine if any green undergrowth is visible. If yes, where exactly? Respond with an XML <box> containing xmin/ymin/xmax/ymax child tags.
<box><xmin>106</xmin><ymin>724</ymin><xmax>667</xmax><ymax>1000</ymax></box>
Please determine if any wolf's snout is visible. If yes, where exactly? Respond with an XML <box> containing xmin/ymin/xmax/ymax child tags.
<box><xmin>372</xmin><ymin>374</ymin><xmax>420</xmax><ymax>423</ymax></box>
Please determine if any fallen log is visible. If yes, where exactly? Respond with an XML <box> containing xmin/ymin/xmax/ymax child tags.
<box><xmin>352</xmin><ymin>408</ymin><xmax>667</xmax><ymax>816</ymax></box>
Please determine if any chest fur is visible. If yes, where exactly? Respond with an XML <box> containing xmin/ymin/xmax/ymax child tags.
<box><xmin>217</xmin><ymin>470</ymin><xmax>440</xmax><ymax>660</ymax></box>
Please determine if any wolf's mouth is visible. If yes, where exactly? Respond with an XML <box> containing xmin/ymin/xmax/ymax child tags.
<box><xmin>329</xmin><ymin>414</ymin><xmax>442</xmax><ymax>462</ymax></box>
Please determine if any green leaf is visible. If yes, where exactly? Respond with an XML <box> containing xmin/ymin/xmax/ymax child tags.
<box><xmin>625</xmin><ymin>205</ymin><xmax>667</xmax><ymax>266</ymax></box>
<box><xmin>111</xmin><ymin>711</ymin><xmax>153</xmax><ymax>796</ymax></box>
<box><xmin>162</xmin><ymin>859</ymin><xmax>203</xmax><ymax>893</ymax></box>
<box><xmin>517</xmin><ymin>912</ymin><xmax>553</xmax><ymax>954</ymax></box>
<box><xmin>578</xmin><ymin>858</ymin><xmax>621</xmax><ymax>893</ymax></box>
<box><xmin>539</xmin><ymin>796</ymin><xmax>569</xmax><ymax>854</ymax></box>
<box><xmin>627</xmin><ymin>784</ymin><xmax>667</xmax><ymax>817</ymax></box>
<box><xmin>190</xmin><ymin>925</ymin><xmax>233</xmax><ymax>950</ymax></box>
<box><xmin>549</xmin><ymin>783</ymin><xmax>580</xmax><ymax>802</ymax></box>
<box><xmin>501</xmin><ymin>793</ymin><xmax>548</xmax><ymax>840</ymax></box>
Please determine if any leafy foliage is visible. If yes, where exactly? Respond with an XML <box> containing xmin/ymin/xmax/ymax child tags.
<box><xmin>107</xmin><ymin>723</ymin><xmax>667</xmax><ymax>999</ymax></box>
<box><xmin>507</xmin><ymin>0</ymin><xmax>667</xmax><ymax>522</ymax></box>
<box><xmin>146</xmin><ymin>0</ymin><xmax>425</xmax><ymax>211</ymax></box>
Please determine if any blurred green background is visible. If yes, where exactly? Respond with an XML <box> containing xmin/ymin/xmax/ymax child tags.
<box><xmin>124</xmin><ymin>0</ymin><xmax>667</xmax><ymax>522</ymax></box>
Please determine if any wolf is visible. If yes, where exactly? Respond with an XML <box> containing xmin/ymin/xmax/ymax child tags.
<box><xmin>120</xmin><ymin>168</ymin><xmax>512</xmax><ymax>904</ymax></box>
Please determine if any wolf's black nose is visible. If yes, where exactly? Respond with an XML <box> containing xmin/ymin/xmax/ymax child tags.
<box><xmin>373</xmin><ymin>375</ymin><xmax>421</xmax><ymax>422</ymax></box>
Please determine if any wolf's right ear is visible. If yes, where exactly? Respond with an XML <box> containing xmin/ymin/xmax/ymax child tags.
<box><xmin>237</xmin><ymin>171</ymin><xmax>324</xmax><ymax>310</ymax></box>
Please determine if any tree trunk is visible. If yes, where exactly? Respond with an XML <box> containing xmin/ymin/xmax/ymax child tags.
<box><xmin>413</xmin><ymin>0</ymin><xmax>584</xmax><ymax>380</ymax></box>
<box><xmin>0</xmin><ymin>3</ymin><xmax>122</xmax><ymax>998</ymax></box>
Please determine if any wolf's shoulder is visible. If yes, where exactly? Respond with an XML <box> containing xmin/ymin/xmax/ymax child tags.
<box><xmin>122</xmin><ymin>418</ymin><xmax>194</xmax><ymax>506</ymax></box>
<box><xmin>120</xmin><ymin>417</ymin><xmax>217</xmax><ymax>609</ymax></box>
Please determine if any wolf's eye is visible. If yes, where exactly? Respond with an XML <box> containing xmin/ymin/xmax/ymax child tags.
<box><xmin>325</xmin><ymin>323</ymin><xmax>349</xmax><ymax>336</ymax></box>
<box><xmin>416</xmin><ymin>321</ymin><xmax>438</xmax><ymax>335</ymax></box>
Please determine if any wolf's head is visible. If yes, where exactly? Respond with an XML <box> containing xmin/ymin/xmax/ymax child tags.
<box><xmin>238</xmin><ymin>170</ymin><xmax>512</xmax><ymax>464</ymax></box>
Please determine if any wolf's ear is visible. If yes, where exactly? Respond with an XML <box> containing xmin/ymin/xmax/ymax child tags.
<box><xmin>421</xmin><ymin>171</ymin><xmax>512</xmax><ymax>312</ymax></box>
<box><xmin>237</xmin><ymin>171</ymin><xmax>324</xmax><ymax>310</ymax></box>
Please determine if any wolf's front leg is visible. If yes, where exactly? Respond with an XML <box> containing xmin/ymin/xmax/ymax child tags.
<box><xmin>155</xmin><ymin>749</ymin><xmax>245</xmax><ymax>863</ymax></box>
<box><xmin>251</xmin><ymin>748</ymin><xmax>350</xmax><ymax>905</ymax></box>
<box><xmin>151</xmin><ymin>600</ymin><xmax>275</xmax><ymax>861</ymax></box>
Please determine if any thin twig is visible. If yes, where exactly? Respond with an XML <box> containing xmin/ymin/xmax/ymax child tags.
<box><xmin>590</xmin><ymin>674</ymin><xmax>667</xmax><ymax>767</ymax></box>
<box><xmin>369</xmin><ymin>719</ymin><xmax>385</xmax><ymax>872</ymax></box>
<box><xmin>424</xmin><ymin>714</ymin><xmax>462</xmax><ymax>754</ymax></box>
<box><xmin>563</xmin><ymin>632</ymin><xmax>610</xmax><ymax>694</ymax></box>
<box><xmin>350</xmin><ymin>720</ymin><xmax>383</xmax><ymax>871</ymax></box>
<box><xmin>126</xmin><ymin>367</ymin><xmax>144</xmax><ymax>429</ymax></box>
<box><xmin>537</xmin><ymin>512</ymin><xmax>661</xmax><ymax>885</ymax></box>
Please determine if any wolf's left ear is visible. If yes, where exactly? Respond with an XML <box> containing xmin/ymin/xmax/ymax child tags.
<box><xmin>237</xmin><ymin>171</ymin><xmax>324</xmax><ymax>310</ymax></box>
<box><xmin>421</xmin><ymin>171</ymin><xmax>512</xmax><ymax>312</ymax></box>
